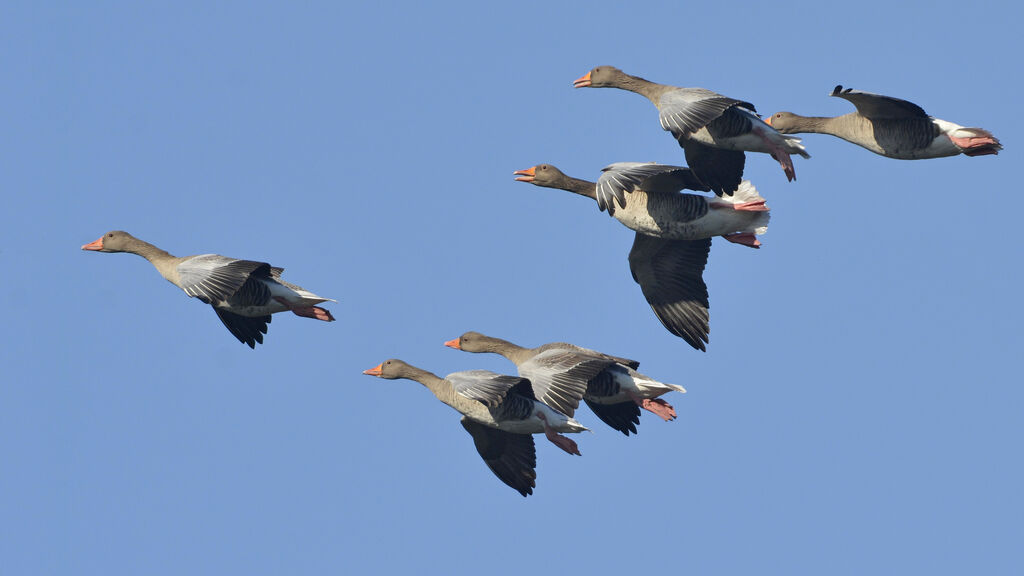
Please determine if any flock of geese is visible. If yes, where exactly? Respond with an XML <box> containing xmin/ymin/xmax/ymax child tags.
<box><xmin>82</xmin><ymin>66</ymin><xmax>1001</xmax><ymax>496</ymax></box>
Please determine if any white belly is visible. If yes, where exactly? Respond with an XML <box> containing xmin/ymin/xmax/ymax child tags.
<box><xmin>615</xmin><ymin>204</ymin><xmax>763</xmax><ymax>240</ymax></box>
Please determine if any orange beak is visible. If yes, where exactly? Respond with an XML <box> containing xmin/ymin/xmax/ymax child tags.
<box><xmin>763</xmin><ymin>115</ymin><xmax>773</xmax><ymax>126</ymax></box>
<box><xmin>573</xmin><ymin>71</ymin><xmax>592</xmax><ymax>88</ymax></box>
<box><xmin>444</xmin><ymin>338</ymin><xmax>461</xmax><ymax>350</ymax></box>
<box><xmin>513</xmin><ymin>167</ymin><xmax>536</xmax><ymax>182</ymax></box>
<box><xmin>81</xmin><ymin>237</ymin><xmax>105</xmax><ymax>251</ymax></box>
<box><xmin>362</xmin><ymin>363</ymin><xmax>383</xmax><ymax>376</ymax></box>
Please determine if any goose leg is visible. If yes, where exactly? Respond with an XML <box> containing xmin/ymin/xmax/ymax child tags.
<box><xmin>629</xmin><ymin>391</ymin><xmax>677</xmax><ymax>421</ymax></box>
<box><xmin>770</xmin><ymin>150</ymin><xmax>796</xmax><ymax>181</ymax></box>
<box><xmin>755</xmin><ymin>132</ymin><xmax>796</xmax><ymax>181</ymax></box>
<box><xmin>273</xmin><ymin>297</ymin><xmax>336</xmax><ymax>321</ymax></box>
<box><xmin>536</xmin><ymin>412</ymin><xmax>581</xmax><ymax>456</ymax></box>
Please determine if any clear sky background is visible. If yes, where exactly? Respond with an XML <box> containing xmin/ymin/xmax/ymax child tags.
<box><xmin>2</xmin><ymin>1</ymin><xmax>1021</xmax><ymax>574</ymax></box>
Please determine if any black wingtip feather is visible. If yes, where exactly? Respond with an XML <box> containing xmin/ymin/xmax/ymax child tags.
<box><xmin>585</xmin><ymin>399</ymin><xmax>640</xmax><ymax>436</ymax></box>
<box><xmin>213</xmin><ymin>308</ymin><xmax>271</xmax><ymax>349</ymax></box>
<box><xmin>462</xmin><ymin>419</ymin><xmax>537</xmax><ymax>497</ymax></box>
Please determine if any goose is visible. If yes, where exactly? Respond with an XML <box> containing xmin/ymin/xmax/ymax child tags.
<box><xmin>574</xmin><ymin>65</ymin><xmax>809</xmax><ymax>195</ymax></box>
<box><xmin>514</xmin><ymin>162</ymin><xmax>770</xmax><ymax>351</ymax></box>
<box><xmin>81</xmin><ymin>230</ymin><xmax>335</xmax><ymax>348</ymax></box>
<box><xmin>765</xmin><ymin>85</ymin><xmax>1002</xmax><ymax>159</ymax></box>
<box><xmin>445</xmin><ymin>332</ymin><xmax>687</xmax><ymax>436</ymax></box>
<box><xmin>362</xmin><ymin>359</ymin><xmax>589</xmax><ymax>497</ymax></box>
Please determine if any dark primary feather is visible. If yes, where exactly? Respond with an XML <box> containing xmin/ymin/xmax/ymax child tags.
<box><xmin>679</xmin><ymin>140</ymin><xmax>745</xmax><ymax>196</ymax></box>
<box><xmin>584</xmin><ymin>399</ymin><xmax>640</xmax><ymax>436</ymax></box>
<box><xmin>628</xmin><ymin>235</ymin><xmax>712</xmax><ymax>351</ymax></box>
<box><xmin>214</xmin><ymin>308</ymin><xmax>271</xmax><ymax>348</ymax></box>
<box><xmin>831</xmin><ymin>85</ymin><xmax>929</xmax><ymax>119</ymax></box>
<box><xmin>461</xmin><ymin>418</ymin><xmax>537</xmax><ymax>497</ymax></box>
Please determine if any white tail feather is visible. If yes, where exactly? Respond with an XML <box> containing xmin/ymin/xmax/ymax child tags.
<box><xmin>951</xmin><ymin>126</ymin><xmax>1000</xmax><ymax>143</ymax></box>
<box><xmin>708</xmin><ymin>180</ymin><xmax>771</xmax><ymax>235</ymax></box>
<box><xmin>633</xmin><ymin>373</ymin><xmax>686</xmax><ymax>394</ymax></box>
<box><xmin>662</xmin><ymin>382</ymin><xmax>687</xmax><ymax>394</ymax></box>
<box><xmin>729</xmin><ymin>180</ymin><xmax>762</xmax><ymax>204</ymax></box>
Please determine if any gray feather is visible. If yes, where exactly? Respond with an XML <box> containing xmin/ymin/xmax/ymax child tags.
<box><xmin>831</xmin><ymin>86</ymin><xmax>929</xmax><ymax>119</ymax></box>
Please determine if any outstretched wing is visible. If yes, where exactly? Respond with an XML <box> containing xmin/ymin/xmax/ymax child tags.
<box><xmin>598</xmin><ymin>162</ymin><xmax>677</xmax><ymax>213</ymax></box>
<box><xmin>659</xmin><ymin>88</ymin><xmax>755</xmax><ymax>137</ymax></box>
<box><xmin>831</xmin><ymin>85</ymin><xmax>929</xmax><ymax>119</ymax></box>
<box><xmin>518</xmin><ymin>349</ymin><xmax>614</xmax><ymax>417</ymax></box>
<box><xmin>596</xmin><ymin>162</ymin><xmax>705</xmax><ymax>214</ymax></box>
<box><xmin>461</xmin><ymin>418</ymin><xmax>537</xmax><ymax>497</ymax></box>
<box><xmin>448</xmin><ymin>370</ymin><xmax>530</xmax><ymax>408</ymax></box>
<box><xmin>628</xmin><ymin>234</ymin><xmax>712</xmax><ymax>351</ymax></box>
<box><xmin>177</xmin><ymin>255</ymin><xmax>272</xmax><ymax>305</ymax></box>
<box><xmin>542</xmin><ymin>342</ymin><xmax>641</xmax><ymax>370</ymax></box>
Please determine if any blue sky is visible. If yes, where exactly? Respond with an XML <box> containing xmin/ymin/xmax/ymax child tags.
<box><xmin>2</xmin><ymin>1</ymin><xmax>1022</xmax><ymax>574</ymax></box>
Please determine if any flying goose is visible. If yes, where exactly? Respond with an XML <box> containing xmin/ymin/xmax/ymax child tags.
<box><xmin>765</xmin><ymin>85</ymin><xmax>1001</xmax><ymax>159</ymax></box>
<box><xmin>81</xmin><ymin>230</ymin><xmax>334</xmax><ymax>347</ymax></box>
<box><xmin>363</xmin><ymin>359</ymin><xmax>588</xmax><ymax>497</ymax></box>
<box><xmin>514</xmin><ymin>162</ymin><xmax>769</xmax><ymax>351</ymax></box>
<box><xmin>446</xmin><ymin>332</ymin><xmax>686</xmax><ymax>436</ymax></box>
<box><xmin>574</xmin><ymin>65</ymin><xmax>809</xmax><ymax>195</ymax></box>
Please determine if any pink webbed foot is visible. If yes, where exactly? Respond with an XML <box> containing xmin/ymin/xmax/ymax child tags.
<box><xmin>292</xmin><ymin>306</ymin><xmax>335</xmax><ymax>322</ymax></box>
<box><xmin>628</xmin><ymin>392</ymin><xmax>678</xmax><ymax>421</ymax></box>
<box><xmin>537</xmin><ymin>412</ymin><xmax>581</xmax><ymax>456</ymax></box>
<box><xmin>545</xmin><ymin>429</ymin><xmax>581</xmax><ymax>456</ymax></box>
<box><xmin>722</xmin><ymin>232</ymin><xmax>761</xmax><ymax>248</ymax></box>
<box><xmin>770</xmin><ymin>151</ymin><xmax>797</xmax><ymax>181</ymax></box>
<box><xmin>640</xmin><ymin>398</ymin><xmax>677</xmax><ymax>422</ymax></box>
<box><xmin>949</xmin><ymin>134</ymin><xmax>1001</xmax><ymax>156</ymax></box>
<box><xmin>273</xmin><ymin>297</ymin><xmax>336</xmax><ymax>322</ymax></box>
